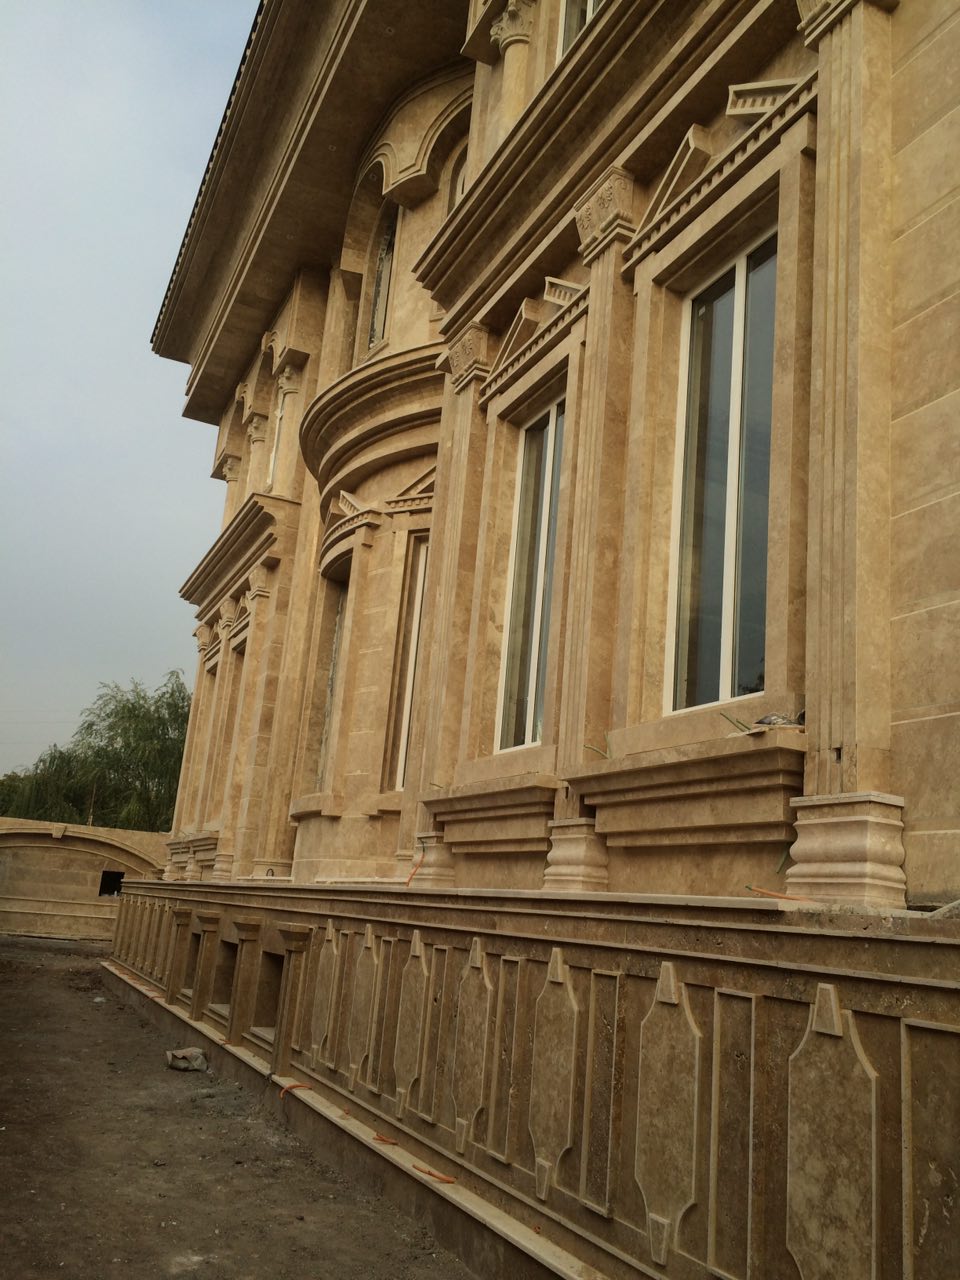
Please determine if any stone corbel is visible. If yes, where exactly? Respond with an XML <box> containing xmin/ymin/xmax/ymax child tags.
<box><xmin>574</xmin><ymin>166</ymin><xmax>640</xmax><ymax>265</ymax></box>
<box><xmin>796</xmin><ymin>0</ymin><xmax>897</xmax><ymax>47</ymax></box>
<box><xmin>194</xmin><ymin>623</ymin><xmax>213</xmax><ymax>653</ymax></box>
<box><xmin>446</xmin><ymin>321</ymin><xmax>494</xmax><ymax>392</ymax></box>
<box><xmin>220</xmin><ymin>454</ymin><xmax>241</xmax><ymax>484</ymax></box>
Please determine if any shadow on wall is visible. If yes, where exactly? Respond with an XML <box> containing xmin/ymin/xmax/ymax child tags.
<box><xmin>0</xmin><ymin>818</ymin><xmax>166</xmax><ymax>942</ymax></box>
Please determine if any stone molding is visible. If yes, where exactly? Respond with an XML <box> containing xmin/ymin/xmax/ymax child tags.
<box><xmin>797</xmin><ymin>0</ymin><xmax>898</xmax><ymax>48</ymax></box>
<box><xmin>479</xmin><ymin>286</ymin><xmax>588</xmax><ymax>405</ymax></box>
<box><xmin>180</xmin><ymin>492</ymin><xmax>299</xmax><ymax>617</ymax></box>
<box><xmin>446</xmin><ymin>322</ymin><xmax>494</xmax><ymax>391</ymax></box>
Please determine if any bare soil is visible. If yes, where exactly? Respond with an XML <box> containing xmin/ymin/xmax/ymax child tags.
<box><xmin>0</xmin><ymin>936</ymin><xmax>477</xmax><ymax>1280</ymax></box>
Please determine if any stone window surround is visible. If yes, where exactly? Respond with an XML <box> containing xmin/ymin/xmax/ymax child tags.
<box><xmin>609</xmin><ymin>109</ymin><xmax>816</xmax><ymax>760</ymax></box>
<box><xmin>454</xmin><ymin>309</ymin><xmax>587</xmax><ymax>786</ymax></box>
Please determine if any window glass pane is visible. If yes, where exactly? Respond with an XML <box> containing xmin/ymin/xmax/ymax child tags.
<box><xmin>561</xmin><ymin>0</ymin><xmax>589</xmax><ymax>52</ymax></box>
<box><xmin>368</xmin><ymin>205</ymin><xmax>397</xmax><ymax>348</ymax></box>
<box><xmin>734</xmin><ymin>238</ymin><xmax>777</xmax><ymax>697</ymax></box>
<box><xmin>532</xmin><ymin>401</ymin><xmax>565</xmax><ymax>742</ymax></box>
<box><xmin>675</xmin><ymin>271</ymin><xmax>735</xmax><ymax>708</ymax></box>
<box><xmin>500</xmin><ymin>420</ymin><xmax>548</xmax><ymax>747</ymax></box>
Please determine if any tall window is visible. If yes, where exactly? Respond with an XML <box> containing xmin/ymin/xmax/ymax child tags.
<box><xmin>386</xmin><ymin>535</ymin><xmax>428</xmax><ymax>790</ymax></box>
<box><xmin>560</xmin><ymin>0</ymin><xmax>605</xmax><ymax>55</ymax></box>
<box><xmin>499</xmin><ymin>401</ymin><xmax>565</xmax><ymax>749</ymax></box>
<box><xmin>673</xmin><ymin>237</ymin><xmax>777</xmax><ymax>710</ymax></box>
<box><xmin>368</xmin><ymin>204</ymin><xmax>398</xmax><ymax>349</ymax></box>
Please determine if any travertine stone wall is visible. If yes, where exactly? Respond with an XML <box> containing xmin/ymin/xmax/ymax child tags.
<box><xmin>113</xmin><ymin>884</ymin><xmax>960</xmax><ymax>1280</ymax></box>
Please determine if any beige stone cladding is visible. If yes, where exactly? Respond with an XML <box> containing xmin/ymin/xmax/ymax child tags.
<box><xmin>113</xmin><ymin>884</ymin><xmax>960</xmax><ymax>1280</ymax></box>
<box><xmin>116</xmin><ymin>1</ymin><xmax>960</xmax><ymax>1275</ymax></box>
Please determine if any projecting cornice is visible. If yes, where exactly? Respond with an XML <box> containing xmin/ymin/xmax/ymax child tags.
<box><xmin>414</xmin><ymin>0</ymin><xmax>804</xmax><ymax>336</ymax></box>
<box><xmin>180</xmin><ymin>492</ymin><xmax>300</xmax><ymax>617</ymax></box>
<box><xmin>152</xmin><ymin>0</ymin><xmax>469</xmax><ymax>425</ymax></box>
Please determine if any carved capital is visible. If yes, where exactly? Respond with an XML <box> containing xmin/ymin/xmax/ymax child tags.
<box><xmin>245</xmin><ymin>411</ymin><xmax>268</xmax><ymax>445</ymax></box>
<box><xmin>797</xmin><ymin>0</ymin><xmax>897</xmax><ymax>47</ymax></box>
<box><xmin>574</xmin><ymin>165</ymin><xmax>639</xmax><ymax>264</ymax></box>
<box><xmin>277</xmin><ymin>363</ymin><xmax>301</xmax><ymax>396</ymax></box>
<box><xmin>194</xmin><ymin>623</ymin><xmax>213</xmax><ymax>653</ymax></box>
<box><xmin>221</xmin><ymin>454</ymin><xmax>241</xmax><ymax>483</ymax></box>
<box><xmin>491</xmin><ymin>0</ymin><xmax>535</xmax><ymax>52</ymax></box>
<box><xmin>247</xmin><ymin>563</ymin><xmax>271</xmax><ymax>599</ymax></box>
<box><xmin>447</xmin><ymin>322</ymin><xmax>494</xmax><ymax>391</ymax></box>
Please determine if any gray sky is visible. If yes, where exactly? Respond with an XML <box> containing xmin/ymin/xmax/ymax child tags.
<box><xmin>0</xmin><ymin>1</ymin><xmax>259</xmax><ymax>773</ymax></box>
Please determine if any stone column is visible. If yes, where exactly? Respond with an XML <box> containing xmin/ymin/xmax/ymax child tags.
<box><xmin>491</xmin><ymin>0</ymin><xmax>536</xmax><ymax>140</ymax></box>
<box><xmin>220</xmin><ymin>454</ymin><xmax>242</xmax><ymax>529</ymax></box>
<box><xmin>169</xmin><ymin>624</ymin><xmax>213</xmax><ymax>842</ymax></box>
<box><xmin>543</xmin><ymin>167</ymin><xmax>639</xmax><ymax>893</ymax></box>
<box><xmin>194</xmin><ymin>600</ymin><xmax>238</xmax><ymax>834</ymax></box>
<box><xmin>410</xmin><ymin>323</ymin><xmax>494</xmax><ymax>885</ymax></box>
<box><xmin>265</xmin><ymin>364</ymin><xmax>301</xmax><ymax>495</ymax></box>
<box><xmin>245</xmin><ymin>412</ymin><xmax>269</xmax><ymax>493</ymax></box>
<box><xmin>226</xmin><ymin>918</ymin><xmax>262</xmax><ymax>1045</ymax></box>
<box><xmin>787</xmin><ymin>0</ymin><xmax>906</xmax><ymax>907</ymax></box>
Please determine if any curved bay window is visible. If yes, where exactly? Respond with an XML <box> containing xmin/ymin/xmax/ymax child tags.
<box><xmin>498</xmin><ymin>400</ymin><xmax>565</xmax><ymax>749</ymax></box>
<box><xmin>673</xmin><ymin>236</ymin><xmax>777</xmax><ymax>710</ymax></box>
<box><xmin>367</xmin><ymin>203</ymin><xmax>398</xmax><ymax>350</ymax></box>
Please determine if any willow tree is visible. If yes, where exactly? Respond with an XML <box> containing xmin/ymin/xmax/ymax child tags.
<box><xmin>0</xmin><ymin>672</ymin><xmax>190</xmax><ymax>832</ymax></box>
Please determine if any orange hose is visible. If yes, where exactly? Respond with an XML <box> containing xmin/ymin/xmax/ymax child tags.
<box><xmin>413</xmin><ymin>1163</ymin><xmax>456</xmax><ymax>1184</ymax></box>
<box><xmin>745</xmin><ymin>884</ymin><xmax>815</xmax><ymax>902</ymax></box>
<box><xmin>279</xmin><ymin>1082</ymin><xmax>311</xmax><ymax>1099</ymax></box>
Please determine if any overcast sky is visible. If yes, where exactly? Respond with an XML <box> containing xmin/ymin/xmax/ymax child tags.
<box><xmin>0</xmin><ymin>1</ymin><xmax>259</xmax><ymax>773</ymax></box>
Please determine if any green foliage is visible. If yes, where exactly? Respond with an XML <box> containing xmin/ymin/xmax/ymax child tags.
<box><xmin>0</xmin><ymin>672</ymin><xmax>190</xmax><ymax>832</ymax></box>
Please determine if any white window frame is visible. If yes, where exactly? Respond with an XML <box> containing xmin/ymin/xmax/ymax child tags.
<box><xmin>392</xmin><ymin>535</ymin><xmax>429</xmax><ymax>789</ymax></box>
<box><xmin>495</xmin><ymin>399</ymin><xmax>564</xmax><ymax>751</ymax></box>
<box><xmin>557</xmin><ymin>0</ymin><xmax>605</xmax><ymax>60</ymax></box>
<box><xmin>664</xmin><ymin>232</ymin><xmax>777</xmax><ymax>715</ymax></box>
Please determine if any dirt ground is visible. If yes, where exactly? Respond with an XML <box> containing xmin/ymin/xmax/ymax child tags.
<box><xmin>0</xmin><ymin>936</ymin><xmax>478</xmax><ymax>1280</ymax></box>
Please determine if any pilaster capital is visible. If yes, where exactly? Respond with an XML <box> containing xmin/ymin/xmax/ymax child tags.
<box><xmin>796</xmin><ymin>0</ymin><xmax>897</xmax><ymax>47</ymax></box>
<box><xmin>447</xmin><ymin>322</ymin><xmax>494</xmax><ymax>391</ymax></box>
<box><xmin>245</xmin><ymin>411</ymin><xmax>269</xmax><ymax>445</ymax></box>
<box><xmin>491</xmin><ymin>0</ymin><xmax>536</xmax><ymax>52</ymax></box>
<box><xmin>574</xmin><ymin>166</ymin><xmax>640</xmax><ymax>265</ymax></box>
<box><xmin>221</xmin><ymin>454</ymin><xmax>242</xmax><ymax>483</ymax></box>
<box><xmin>277</xmin><ymin>362</ymin><xmax>302</xmax><ymax>396</ymax></box>
<box><xmin>194</xmin><ymin>623</ymin><xmax>213</xmax><ymax>653</ymax></box>
<box><xmin>247</xmin><ymin>562</ymin><xmax>271</xmax><ymax>599</ymax></box>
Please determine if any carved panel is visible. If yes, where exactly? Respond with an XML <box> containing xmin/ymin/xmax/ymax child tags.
<box><xmin>786</xmin><ymin>984</ymin><xmax>878</xmax><ymax>1280</ymax></box>
<box><xmin>417</xmin><ymin>943</ymin><xmax>452</xmax><ymax>1123</ymax></box>
<box><xmin>451</xmin><ymin>938</ymin><xmax>494</xmax><ymax>1153</ymax></box>
<box><xmin>346</xmin><ymin>924</ymin><xmax>379</xmax><ymax>1090</ymax></box>
<box><xmin>635</xmin><ymin>961</ymin><xmax>702</xmax><ymax>1266</ymax></box>
<box><xmin>580</xmin><ymin>969</ymin><xmax>621</xmax><ymax>1216</ymax></box>
<box><xmin>367</xmin><ymin>936</ymin><xmax>396</xmax><ymax>1095</ymax></box>
<box><xmin>310</xmin><ymin>920</ymin><xmax>341</xmax><ymax>1069</ymax></box>
<box><xmin>529</xmin><ymin>948</ymin><xmax>580</xmax><ymax>1201</ymax></box>
<box><xmin>487</xmin><ymin>955</ymin><xmax>522</xmax><ymax>1161</ymax></box>
<box><xmin>709</xmin><ymin>991</ymin><xmax>755</xmax><ymax>1278</ymax></box>
<box><xmin>902</xmin><ymin>1021</ymin><xmax>960</xmax><ymax>1280</ymax></box>
<box><xmin>394</xmin><ymin>930</ymin><xmax>428</xmax><ymax>1116</ymax></box>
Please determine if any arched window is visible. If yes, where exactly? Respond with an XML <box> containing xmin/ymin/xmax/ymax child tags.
<box><xmin>367</xmin><ymin>203</ymin><xmax>398</xmax><ymax>349</ymax></box>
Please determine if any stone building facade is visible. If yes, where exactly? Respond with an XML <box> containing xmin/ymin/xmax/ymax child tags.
<box><xmin>110</xmin><ymin>2</ymin><xmax>960</xmax><ymax>1277</ymax></box>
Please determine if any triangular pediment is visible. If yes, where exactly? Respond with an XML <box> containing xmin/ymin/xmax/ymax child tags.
<box><xmin>395</xmin><ymin>466</ymin><xmax>436</xmax><ymax>500</ymax></box>
<box><xmin>637</xmin><ymin>125</ymin><xmax>715</xmax><ymax>237</ymax></box>
<box><xmin>487</xmin><ymin>278</ymin><xmax>585</xmax><ymax>380</ymax></box>
<box><xmin>726</xmin><ymin>78</ymin><xmax>802</xmax><ymax>121</ymax></box>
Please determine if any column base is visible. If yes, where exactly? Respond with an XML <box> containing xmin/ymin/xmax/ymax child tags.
<box><xmin>543</xmin><ymin>818</ymin><xmax>609</xmax><ymax>893</ymax></box>
<box><xmin>787</xmin><ymin>792</ymin><xmax>907</xmax><ymax>908</ymax></box>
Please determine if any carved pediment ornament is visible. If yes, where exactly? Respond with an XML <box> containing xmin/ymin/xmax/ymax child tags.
<box><xmin>727</xmin><ymin>79</ymin><xmax>802</xmax><ymax>121</ymax></box>
<box><xmin>491</xmin><ymin>0</ymin><xmax>536</xmax><ymax>52</ymax></box>
<box><xmin>796</xmin><ymin>0</ymin><xmax>897</xmax><ymax>47</ymax></box>
<box><xmin>574</xmin><ymin>166</ymin><xmax>639</xmax><ymax>264</ymax></box>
